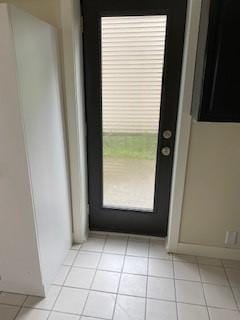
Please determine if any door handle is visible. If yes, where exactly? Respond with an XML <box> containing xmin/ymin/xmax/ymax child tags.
<box><xmin>161</xmin><ymin>146</ymin><xmax>171</xmax><ymax>156</ymax></box>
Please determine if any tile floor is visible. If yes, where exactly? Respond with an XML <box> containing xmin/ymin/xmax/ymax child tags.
<box><xmin>1</xmin><ymin>233</ymin><xmax>240</xmax><ymax>320</ymax></box>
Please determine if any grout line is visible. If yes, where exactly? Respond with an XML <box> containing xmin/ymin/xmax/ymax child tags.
<box><xmin>0</xmin><ymin>292</ymin><xmax>28</xmax><ymax>298</ymax></box>
<box><xmin>20</xmin><ymin>307</ymin><xmax>105</xmax><ymax>319</ymax></box>
<box><xmin>0</xmin><ymin>302</ymin><xmax>27</xmax><ymax>308</ymax></box>
<box><xmin>47</xmin><ymin>245</ymin><xmax>81</xmax><ymax>320</ymax></box>
<box><xmin>197</xmin><ymin>260</ymin><xmax>211</xmax><ymax>320</ymax></box>
<box><xmin>172</xmin><ymin>256</ymin><xmax>179</xmax><ymax>320</ymax></box>
<box><xmin>222</xmin><ymin>260</ymin><xmax>239</xmax><ymax>312</ymax></box>
<box><xmin>111</xmin><ymin>235</ymin><xmax>129</xmax><ymax>319</ymax></box>
<box><xmin>13</xmin><ymin>294</ymin><xmax>29</xmax><ymax>320</ymax></box>
<box><xmin>81</xmin><ymin>234</ymin><xmax>108</xmax><ymax>318</ymax></box>
<box><xmin>9</xmin><ymin>296</ymin><xmax>240</xmax><ymax>314</ymax></box>
<box><xmin>11</xmin><ymin>302</ymin><xmax>27</xmax><ymax>307</ymax></box>
<box><xmin>147</xmin><ymin>297</ymin><xmax>232</xmax><ymax>310</ymax></box>
<box><xmin>71</xmin><ymin>243</ymin><xmax>82</xmax><ymax>251</ymax></box>
<box><xmin>79</xmin><ymin>248</ymin><xmax>150</xmax><ymax>258</ymax></box>
<box><xmin>63</xmin><ymin>249</ymin><xmax>79</xmax><ymax>267</ymax></box>
<box><xmin>144</xmin><ymin>238</ymin><xmax>150</xmax><ymax>320</ymax></box>
<box><xmin>69</xmin><ymin>265</ymin><xmax>149</xmax><ymax>277</ymax></box>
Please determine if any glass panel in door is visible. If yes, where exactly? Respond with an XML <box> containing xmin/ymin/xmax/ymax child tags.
<box><xmin>101</xmin><ymin>15</ymin><xmax>167</xmax><ymax>211</ymax></box>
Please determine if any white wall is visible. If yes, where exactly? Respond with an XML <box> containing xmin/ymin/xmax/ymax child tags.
<box><xmin>0</xmin><ymin>4</ymin><xmax>44</xmax><ymax>295</ymax></box>
<box><xmin>176</xmin><ymin>0</ymin><xmax>240</xmax><ymax>250</ymax></box>
<box><xmin>0</xmin><ymin>0</ymin><xmax>88</xmax><ymax>244</ymax></box>
<box><xmin>0</xmin><ymin>0</ymin><xmax>61</xmax><ymax>28</ymax></box>
<box><xmin>168</xmin><ymin>0</ymin><xmax>240</xmax><ymax>259</ymax></box>
<box><xmin>180</xmin><ymin>122</ymin><xmax>240</xmax><ymax>247</ymax></box>
<box><xmin>0</xmin><ymin>3</ymin><xmax>72</xmax><ymax>295</ymax></box>
<box><xmin>10</xmin><ymin>5</ymin><xmax>72</xmax><ymax>288</ymax></box>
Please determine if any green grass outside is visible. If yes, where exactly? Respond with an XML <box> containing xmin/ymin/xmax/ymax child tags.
<box><xmin>103</xmin><ymin>133</ymin><xmax>158</xmax><ymax>160</ymax></box>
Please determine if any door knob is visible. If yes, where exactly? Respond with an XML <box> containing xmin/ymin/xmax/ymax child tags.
<box><xmin>161</xmin><ymin>147</ymin><xmax>171</xmax><ymax>156</ymax></box>
<box><xmin>163</xmin><ymin>130</ymin><xmax>172</xmax><ymax>139</ymax></box>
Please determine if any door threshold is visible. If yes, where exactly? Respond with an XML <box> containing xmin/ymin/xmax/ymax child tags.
<box><xmin>89</xmin><ymin>230</ymin><xmax>166</xmax><ymax>241</ymax></box>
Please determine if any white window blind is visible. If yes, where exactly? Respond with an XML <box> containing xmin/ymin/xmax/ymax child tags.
<box><xmin>101</xmin><ymin>15</ymin><xmax>167</xmax><ymax>133</ymax></box>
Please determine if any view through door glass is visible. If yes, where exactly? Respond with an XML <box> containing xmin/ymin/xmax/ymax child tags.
<box><xmin>102</xmin><ymin>15</ymin><xmax>167</xmax><ymax>211</ymax></box>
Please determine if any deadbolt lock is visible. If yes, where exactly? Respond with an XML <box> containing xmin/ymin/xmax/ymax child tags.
<box><xmin>161</xmin><ymin>147</ymin><xmax>171</xmax><ymax>156</ymax></box>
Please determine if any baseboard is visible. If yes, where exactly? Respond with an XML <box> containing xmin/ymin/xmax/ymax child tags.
<box><xmin>0</xmin><ymin>280</ymin><xmax>45</xmax><ymax>297</ymax></box>
<box><xmin>169</xmin><ymin>242</ymin><xmax>240</xmax><ymax>261</ymax></box>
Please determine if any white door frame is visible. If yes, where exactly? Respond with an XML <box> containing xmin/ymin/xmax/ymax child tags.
<box><xmin>167</xmin><ymin>0</ymin><xmax>202</xmax><ymax>251</ymax></box>
<box><xmin>60</xmin><ymin>0</ymin><xmax>88</xmax><ymax>243</ymax></box>
<box><xmin>59</xmin><ymin>0</ymin><xmax>200</xmax><ymax>246</ymax></box>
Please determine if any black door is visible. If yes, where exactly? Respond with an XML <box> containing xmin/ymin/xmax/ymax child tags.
<box><xmin>82</xmin><ymin>0</ymin><xmax>187</xmax><ymax>236</ymax></box>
